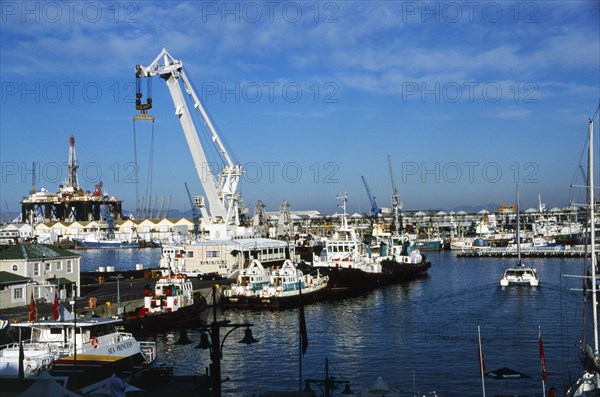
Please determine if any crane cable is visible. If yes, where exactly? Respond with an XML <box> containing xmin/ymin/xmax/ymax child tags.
<box><xmin>133</xmin><ymin>117</ymin><xmax>155</xmax><ymax>219</ymax></box>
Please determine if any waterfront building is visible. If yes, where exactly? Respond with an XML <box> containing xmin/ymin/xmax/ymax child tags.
<box><xmin>0</xmin><ymin>244</ymin><xmax>80</xmax><ymax>309</ymax></box>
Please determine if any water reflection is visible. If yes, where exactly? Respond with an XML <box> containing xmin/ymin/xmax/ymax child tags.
<box><xmin>79</xmin><ymin>250</ymin><xmax>587</xmax><ymax>395</ymax></box>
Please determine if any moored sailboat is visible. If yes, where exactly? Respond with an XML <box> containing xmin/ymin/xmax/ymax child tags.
<box><xmin>567</xmin><ymin>117</ymin><xmax>600</xmax><ymax>396</ymax></box>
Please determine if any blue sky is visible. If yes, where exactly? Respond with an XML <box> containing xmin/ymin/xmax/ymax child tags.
<box><xmin>1</xmin><ymin>1</ymin><xmax>599</xmax><ymax>217</ymax></box>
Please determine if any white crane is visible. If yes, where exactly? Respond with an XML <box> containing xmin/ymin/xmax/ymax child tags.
<box><xmin>135</xmin><ymin>49</ymin><xmax>243</xmax><ymax>238</ymax></box>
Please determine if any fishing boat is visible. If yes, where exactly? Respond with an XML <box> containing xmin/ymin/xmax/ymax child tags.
<box><xmin>73</xmin><ymin>234</ymin><xmax>140</xmax><ymax>249</ymax></box>
<box><xmin>0</xmin><ymin>317</ymin><xmax>156</xmax><ymax>391</ymax></box>
<box><xmin>566</xmin><ymin>117</ymin><xmax>600</xmax><ymax>396</ymax></box>
<box><xmin>121</xmin><ymin>273</ymin><xmax>208</xmax><ymax>333</ymax></box>
<box><xmin>499</xmin><ymin>186</ymin><xmax>539</xmax><ymax>287</ymax></box>
<box><xmin>222</xmin><ymin>260</ymin><xmax>330</xmax><ymax>310</ymax></box>
<box><xmin>413</xmin><ymin>236</ymin><xmax>444</xmax><ymax>252</ymax></box>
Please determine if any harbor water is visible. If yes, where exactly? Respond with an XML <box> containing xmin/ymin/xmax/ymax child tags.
<box><xmin>80</xmin><ymin>249</ymin><xmax>589</xmax><ymax>396</ymax></box>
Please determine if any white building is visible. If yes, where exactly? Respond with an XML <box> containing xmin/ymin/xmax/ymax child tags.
<box><xmin>0</xmin><ymin>244</ymin><xmax>80</xmax><ymax>309</ymax></box>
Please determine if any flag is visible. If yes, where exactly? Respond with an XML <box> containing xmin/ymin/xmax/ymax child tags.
<box><xmin>539</xmin><ymin>327</ymin><xmax>547</xmax><ymax>383</ymax></box>
<box><xmin>478</xmin><ymin>344</ymin><xmax>486</xmax><ymax>373</ymax></box>
<box><xmin>53</xmin><ymin>291</ymin><xmax>60</xmax><ymax>320</ymax></box>
<box><xmin>59</xmin><ymin>302</ymin><xmax>74</xmax><ymax>321</ymax></box>
<box><xmin>478</xmin><ymin>330</ymin><xmax>485</xmax><ymax>374</ymax></box>
<box><xmin>28</xmin><ymin>291</ymin><xmax>35</xmax><ymax>321</ymax></box>
<box><xmin>299</xmin><ymin>288</ymin><xmax>308</xmax><ymax>355</ymax></box>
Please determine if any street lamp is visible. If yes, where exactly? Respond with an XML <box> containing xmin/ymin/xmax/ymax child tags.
<box><xmin>195</xmin><ymin>285</ymin><xmax>258</xmax><ymax>397</ymax></box>
<box><xmin>113</xmin><ymin>274</ymin><xmax>123</xmax><ymax>304</ymax></box>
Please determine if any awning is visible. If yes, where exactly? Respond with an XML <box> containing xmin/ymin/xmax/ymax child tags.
<box><xmin>46</xmin><ymin>277</ymin><xmax>74</xmax><ymax>286</ymax></box>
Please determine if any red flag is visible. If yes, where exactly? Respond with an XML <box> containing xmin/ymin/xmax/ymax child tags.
<box><xmin>478</xmin><ymin>345</ymin><xmax>486</xmax><ymax>373</ymax></box>
<box><xmin>28</xmin><ymin>291</ymin><xmax>35</xmax><ymax>321</ymax></box>
<box><xmin>478</xmin><ymin>327</ymin><xmax>486</xmax><ymax>374</ymax></box>
<box><xmin>53</xmin><ymin>291</ymin><xmax>60</xmax><ymax>320</ymax></box>
<box><xmin>539</xmin><ymin>327</ymin><xmax>547</xmax><ymax>382</ymax></box>
<box><xmin>299</xmin><ymin>305</ymin><xmax>308</xmax><ymax>355</ymax></box>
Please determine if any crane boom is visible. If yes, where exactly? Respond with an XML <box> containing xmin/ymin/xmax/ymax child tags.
<box><xmin>135</xmin><ymin>49</ymin><xmax>242</xmax><ymax>234</ymax></box>
<box><xmin>361</xmin><ymin>176</ymin><xmax>381</xmax><ymax>215</ymax></box>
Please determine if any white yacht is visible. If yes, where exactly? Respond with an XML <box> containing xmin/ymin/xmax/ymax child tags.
<box><xmin>500</xmin><ymin>186</ymin><xmax>539</xmax><ymax>287</ymax></box>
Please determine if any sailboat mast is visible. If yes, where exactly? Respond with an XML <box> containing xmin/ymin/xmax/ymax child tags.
<box><xmin>589</xmin><ymin>118</ymin><xmax>598</xmax><ymax>356</ymax></box>
<box><xmin>516</xmin><ymin>185</ymin><xmax>521</xmax><ymax>266</ymax></box>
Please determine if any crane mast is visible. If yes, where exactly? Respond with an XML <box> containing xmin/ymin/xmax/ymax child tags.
<box><xmin>361</xmin><ymin>176</ymin><xmax>381</xmax><ymax>216</ymax></box>
<box><xmin>135</xmin><ymin>49</ymin><xmax>243</xmax><ymax>237</ymax></box>
<box><xmin>387</xmin><ymin>155</ymin><xmax>402</xmax><ymax>234</ymax></box>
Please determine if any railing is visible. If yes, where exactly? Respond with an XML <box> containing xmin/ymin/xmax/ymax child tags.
<box><xmin>138</xmin><ymin>341</ymin><xmax>157</xmax><ymax>364</ymax></box>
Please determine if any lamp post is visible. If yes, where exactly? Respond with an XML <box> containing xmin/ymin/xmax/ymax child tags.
<box><xmin>113</xmin><ymin>274</ymin><xmax>123</xmax><ymax>304</ymax></box>
<box><xmin>196</xmin><ymin>285</ymin><xmax>258</xmax><ymax>397</ymax></box>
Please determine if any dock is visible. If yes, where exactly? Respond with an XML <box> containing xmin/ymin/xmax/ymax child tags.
<box><xmin>456</xmin><ymin>245</ymin><xmax>591</xmax><ymax>258</ymax></box>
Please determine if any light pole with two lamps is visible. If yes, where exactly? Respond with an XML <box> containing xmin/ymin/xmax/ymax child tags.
<box><xmin>195</xmin><ymin>285</ymin><xmax>258</xmax><ymax>397</ymax></box>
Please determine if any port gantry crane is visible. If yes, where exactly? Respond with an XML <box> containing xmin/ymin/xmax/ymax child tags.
<box><xmin>135</xmin><ymin>49</ymin><xmax>243</xmax><ymax>239</ymax></box>
<box><xmin>360</xmin><ymin>176</ymin><xmax>381</xmax><ymax>216</ymax></box>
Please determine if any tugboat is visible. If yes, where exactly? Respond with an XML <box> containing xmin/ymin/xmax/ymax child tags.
<box><xmin>308</xmin><ymin>194</ymin><xmax>392</xmax><ymax>297</ymax></box>
<box><xmin>378</xmin><ymin>236</ymin><xmax>432</xmax><ymax>281</ymax></box>
<box><xmin>122</xmin><ymin>273</ymin><xmax>208</xmax><ymax>333</ymax></box>
<box><xmin>222</xmin><ymin>260</ymin><xmax>329</xmax><ymax>310</ymax></box>
<box><xmin>221</xmin><ymin>259</ymin><xmax>272</xmax><ymax>308</ymax></box>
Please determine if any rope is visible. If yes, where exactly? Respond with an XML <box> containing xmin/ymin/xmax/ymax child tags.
<box><xmin>132</xmin><ymin>119</ymin><xmax>140</xmax><ymax>219</ymax></box>
<box><xmin>133</xmin><ymin>118</ymin><xmax>156</xmax><ymax>219</ymax></box>
<box><xmin>144</xmin><ymin>120</ymin><xmax>155</xmax><ymax>218</ymax></box>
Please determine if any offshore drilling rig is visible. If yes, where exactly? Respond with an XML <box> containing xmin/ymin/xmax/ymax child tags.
<box><xmin>20</xmin><ymin>135</ymin><xmax>124</xmax><ymax>223</ymax></box>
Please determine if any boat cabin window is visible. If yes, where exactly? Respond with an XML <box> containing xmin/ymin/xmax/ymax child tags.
<box><xmin>90</xmin><ymin>324</ymin><xmax>117</xmax><ymax>338</ymax></box>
